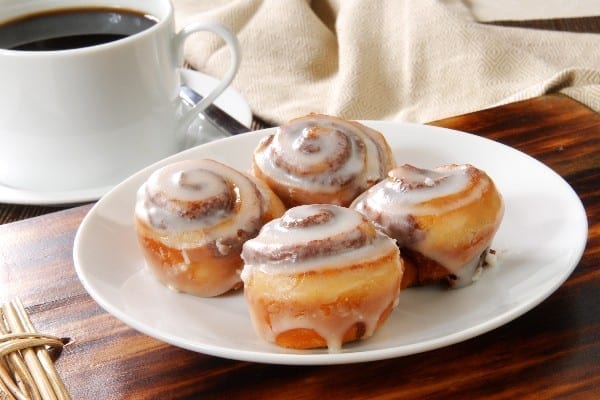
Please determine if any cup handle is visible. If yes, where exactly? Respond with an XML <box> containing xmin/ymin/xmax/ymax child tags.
<box><xmin>174</xmin><ymin>21</ymin><xmax>241</xmax><ymax>125</ymax></box>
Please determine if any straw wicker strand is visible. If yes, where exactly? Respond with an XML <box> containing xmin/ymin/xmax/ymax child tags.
<box><xmin>0</xmin><ymin>300</ymin><xmax>70</xmax><ymax>400</ymax></box>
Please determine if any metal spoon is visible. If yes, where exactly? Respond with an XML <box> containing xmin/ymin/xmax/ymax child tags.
<box><xmin>179</xmin><ymin>85</ymin><xmax>251</xmax><ymax>136</ymax></box>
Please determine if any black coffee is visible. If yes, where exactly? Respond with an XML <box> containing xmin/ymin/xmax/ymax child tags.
<box><xmin>0</xmin><ymin>7</ymin><xmax>157</xmax><ymax>51</ymax></box>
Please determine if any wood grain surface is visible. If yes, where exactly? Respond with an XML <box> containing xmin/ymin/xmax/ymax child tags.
<box><xmin>1</xmin><ymin>94</ymin><xmax>598</xmax><ymax>399</ymax></box>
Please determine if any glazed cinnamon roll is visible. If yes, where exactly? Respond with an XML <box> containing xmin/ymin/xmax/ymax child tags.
<box><xmin>134</xmin><ymin>159</ymin><xmax>285</xmax><ymax>297</ymax></box>
<box><xmin>241</xmin><ymin>204</ymin><xmax>403</xmax><ymax>351</ymax></box>
<box><xmin>251</xmin><ymin>114</ymin><xmax>395</xmax><ymax>208</ymax></box>
<box><xmin>351</xmin><ymin>164</ymin><xmax>504</xmax><ymax>289</ymax></box>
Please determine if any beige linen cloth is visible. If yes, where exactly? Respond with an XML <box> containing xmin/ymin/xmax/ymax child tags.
<box><xmin>174</xmin><ymin>0</ymin><xmax>600</xmax><ymax>125</ymax></box>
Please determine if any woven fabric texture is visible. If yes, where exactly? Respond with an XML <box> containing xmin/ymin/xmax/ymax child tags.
<box><xmin>175</xmin><ymin>0</ymin><xmax>600</xmax><ymax>125</ymax></box>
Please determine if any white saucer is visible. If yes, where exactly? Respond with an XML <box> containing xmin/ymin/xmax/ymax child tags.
<box><xmin>0</xmin><ymin>69</ymin><xmax>252</xmax><ymax>206</ymax></box>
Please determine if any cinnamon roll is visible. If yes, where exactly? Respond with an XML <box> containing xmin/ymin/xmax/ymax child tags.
<box><xmin>241</xmin><ymin>204</ymin><xmax>403</xmax><ymax>351</ymax></box>
<box><xmin>134</xmin><ymin>159</ymin><xmax>285</xmax><ymax>297</ymax></box>
<box><xmin>351</xmin><ymin>164</ymin><xmax>504</xmax><ymax>289</ymax></box>
<box><xmin>251</xmin><ymin>114</ymin><xmax>395</xmax><ymax>208</ymax></box>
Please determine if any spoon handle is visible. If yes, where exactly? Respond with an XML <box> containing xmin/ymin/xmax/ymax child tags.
<box><xmin>180</xmin><ymin>85</ymin><xmax>251</xmax><ymax>136</ymax></box>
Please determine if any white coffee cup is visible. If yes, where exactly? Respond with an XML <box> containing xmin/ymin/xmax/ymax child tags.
<box><xmin>0</xmin><ymin>0</ymin><xmax>240</xmax><ymax>192</ymax></box>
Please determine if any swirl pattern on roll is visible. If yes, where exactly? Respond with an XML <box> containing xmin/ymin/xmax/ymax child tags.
<box><xmin>136</xmin><ymin>159</ymin><xmax>267</xmax><ymax>250</ymax></box>
<box><xmin>134</xmin><ymin>159</ymin><xmax>285</xmax><ymax>297</ymax></box>
<box><xmin>252</xmin><ymin>114</ymin><xmax>395</xmax><ymax>207</ymax></box>
<box><xmin>241</xmin><ymin>204</ymin><xmax>397</xmax><ymax>275</ymax></box>
<box><xmin>241</xmin><ymin>204</ymin><xmax>403</xmax><ymax>351</ymax></box>
<box><xmin>351</xmin><ymin>164</ymin><xmax>504</xmax><ymax>287</ymax></box>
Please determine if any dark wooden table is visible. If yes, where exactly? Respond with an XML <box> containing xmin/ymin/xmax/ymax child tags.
<box><xmin>1</xmin><ymin>93</ymin><xmax>598</xmax><ymax>399</ymax></box>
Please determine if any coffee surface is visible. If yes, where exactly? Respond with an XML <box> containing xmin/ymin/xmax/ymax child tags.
<box><xmin>0</xmin><ymin>7</ymin><xmax>157</xmax><ymax>51</ymax></box>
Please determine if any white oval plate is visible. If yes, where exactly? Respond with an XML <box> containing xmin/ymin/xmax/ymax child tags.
<box><xmin>73</xmin><ymin>122</ymin><xmax>587</xmax><ymax>365</ymax></box>
<box><xmin>0</xmin><ymin>69</ymin><xmax>252</xmax><ymax>206</ymax></box>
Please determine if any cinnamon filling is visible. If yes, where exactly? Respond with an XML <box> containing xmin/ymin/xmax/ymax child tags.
<box><xmin>251</xmin><ymin>114</ymin><xmax>395</xmax><ymax>205</ymax></box>
<box><xmin>388</xmin><ymin>164</ymin><xmax>449</xmax><ymax>191</ymax></box>
<box><xmin>273</xmin><ymin>127</ymin><xmax>352</xmax><ymax>175</ymax></box>
<box><xmin>351</xmin><ymin>163</ymin><xmax>504</xmax><ymax>288</ymax></box>
<box><xmin>242</xmin><ymin>206</ymin><xmax>373</xmax><ymax>264</ymax></box>
<box><xmin>280</xmin><ymin>207</ymin><xmax>333</xmax><ymax>228</ymax></box>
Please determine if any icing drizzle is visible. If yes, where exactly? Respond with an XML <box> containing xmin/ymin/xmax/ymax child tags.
<box><xmin>135</xmin><ymin>159</ymin><xmax>265</xmax><ymax>251</ymax></box>
<box><xmin>241</xmin><ymin>205</ymin><xmax>402</xmax><ymax>351</ymax></box>
<box><xmin>241</xmin><ymin>204</ymin><xmax>397</xmax><ymax>275</ymax></box>
<box><xmin>352</xmin><ymin>164</ymin><xmax>504</xmax><ymax>287</ymax></box>
<box><xmin>253</xmin><ymin>114</ymin><xmax>394</xmax><ymax>202</ymax></box>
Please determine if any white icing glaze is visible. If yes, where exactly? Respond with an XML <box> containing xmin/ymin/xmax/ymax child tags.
<box><xmin>448</xmin><ymin>249</ymin><xmax>486</xmax><ymax>288</ymax></box>
<box><xmin>485</xmin><ymin>249</ymin><xmax>499</xmax><ymax>267</ymax></box>
<box><xmin>241</xmin><ymin>204</ymin><xmax>398</xmax><ymax>277</ymax></box>
<box><xmin>253</xmin><ymin>114</ymin><xmax>393</xmax><ymax>195</ymax></box>
<box><xmin>351</xmin><ymin>164</ymin><xmax>504</xmax><ymax>286</ymax></box>
<box><xmin>241</xmin><ymin>204</ymin><xmax>402</xmax><ymax>351</ymax></box>
<box><xmin>249</xmin><ymin>289</ymin><xmax>395</xmax><ymax>353</ymax></box>
<box><xmin>135</xmin><ymin>159</ymin><xmax>263</xmax><ymax>249</ymax></box>
<box><xmin>355</xmin><ymin>164</ymin><xmax>485</xmax><ymax>217</ymax></box>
